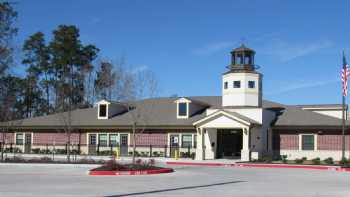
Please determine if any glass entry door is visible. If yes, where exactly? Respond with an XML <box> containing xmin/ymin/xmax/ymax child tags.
<box><xmin>120</xmin><ymin>134</ymin><xmax>128</xmax><ymax>156</ymax></box>
<box><xmin>88</xmin><ymin>134</ymin><xmax>97</xmax><ymax>155</ymax></box>
<box><xmin>24</xmin><ymin>133</ymin><xmax>32</xmax><ymax>154</ymax></box>
<box><xmin>170</xmin><ymin>134</ymin><xmax>179</xmax><ymax>158</ymax></box>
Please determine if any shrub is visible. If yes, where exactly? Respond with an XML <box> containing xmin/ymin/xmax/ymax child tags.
<box><xmin>152</xmin><ymin>151</ymin><xmax>159</xmax><ymax>157</ymax></box>
<box><xmin>295</xmin><ymin>158</ymin><xmax>304</xmax><ymax>164</ymax></box>
<box><xmin>261</xmin><ymin>155</ymin><xmax>272</xmax><ymax>163</ymax></box>
<box><xmin>190</xmin><ymin>152</ymin><xmax>196</xmax><ymax>160</ymax></box>
<box><xmin>31</xmin><ymin>148</ymin><xmax>40</xmax><ymax>154</ymax></box>
<box><xmin>324</xmin><ymin>157</ymin><xmax>334</xmax><ymax>165</ymax></box>
<box><xmin>301</xmin><ymin>157</ymin><xmax>307</xmax><ymax>162</ymax></box>
<box><xmin>311</xmin><ymin>157</ymin><xmax>321</xmax><ymax>165</ymax></box>
<box><xmin>281</xmin><ymin>155</ymin><xmax>288</xmax><ymax>164</ymax></box>
<box><xmin>339</xmin><ymin>157</ymin><xmax>349</xmax><ymax>166</ymax></box>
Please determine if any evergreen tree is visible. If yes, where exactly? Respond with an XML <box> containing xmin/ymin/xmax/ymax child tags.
<box><xmin>94</xmin><ymin>61</ymin><xmax>116</xmax><ymax>100</ymax></box>
<box><xmin>22</xmin><ymin>32</ymin><xmax>51</xmax><ymax>116</ymax></box>
<box><xmin>0</xmin><ymin>2</ymin><xmax>17</xmax><ymax>76</ymax></box>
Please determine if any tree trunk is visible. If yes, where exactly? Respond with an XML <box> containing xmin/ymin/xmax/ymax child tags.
<box><xmin>132</xmin><ymin>122</ymin><xmax>136</xmax><ymax>164</ymax></box>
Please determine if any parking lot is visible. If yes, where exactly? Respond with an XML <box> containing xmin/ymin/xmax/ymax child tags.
<box><xmin>0</xmin><ymin>163</ymin><xmax>350</xmax><ymax>197</ymax></box>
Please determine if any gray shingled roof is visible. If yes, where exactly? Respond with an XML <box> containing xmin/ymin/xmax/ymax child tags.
<box><xmin>0</xmin><ymin>96</ymin><xmax>347</xmax><ymax>128</ymax></box>
<box><xmin>273</xmin><ymin>105</ymin><xmax>347</xmax><ymax>127</ymax></box>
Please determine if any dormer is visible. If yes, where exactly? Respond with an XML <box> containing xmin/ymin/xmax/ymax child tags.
<box><xmin>95</xmin><ymin>99</ymin><xmax>128</xmax><ymax>120</ymax></box>
<box><xmin>174</xmin><ymin>97</ymin><xmax>209</xmax><ymax>119</ymax></box>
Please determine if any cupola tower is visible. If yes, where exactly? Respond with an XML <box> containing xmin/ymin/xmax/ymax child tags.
<box><xmin>222</xmin><ymin>44</ymin><xmax>262</xmax><ymax>107</ymax></box>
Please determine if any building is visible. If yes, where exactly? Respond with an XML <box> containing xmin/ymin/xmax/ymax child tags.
<box><xmin>1</xmin><ymin>44</ymin><xmax>349</xmax><ymax>161</ymax></box>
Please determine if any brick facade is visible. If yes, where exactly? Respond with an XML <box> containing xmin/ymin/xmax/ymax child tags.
<box><xmin>0</xmin><ymin>133</ymin><xmax>14</xmax><ymax>143</ymax></box>
<box><xmin>130</xmin><ymin>133</ymin><xmax>167</xmax><ymax>147</ymax></box>
<box><xmin>273</xmin><ymin>129</ymin><xmax>350</xmax><ymax>151</ymax></box>
<box><xmin>273</xmin><ymin>131</ymin><xmax>298</xmax><ymax>150</ymax></box>
<box><xmin>32</xmin><ymin>132</ymin><xmax>87</xmax><ymax>146</ymax></box>
<box><xmin>317</xmin><ymin>134</ymin><xmax>350</xmax><ymax>150</ymax></box>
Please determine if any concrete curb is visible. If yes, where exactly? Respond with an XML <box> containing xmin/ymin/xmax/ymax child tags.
<box><xmin>165</xmin><ymin>161</ymin><xmax>350</xmax><ymax>172</ymax></box>
<box><xmin>89</xmin><ymin>168</ymin><xmax>174</xmax><ymax>176</ymax></box>
<box><xmin>0</xmin><ymin>162</ymin><xmax>100</xmax><ymax>168</ymax></box>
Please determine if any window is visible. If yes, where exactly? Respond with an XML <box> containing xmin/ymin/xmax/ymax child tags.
<box><xmin>248</xmin><ymin>81</ymin><xmax>255</xmax><ymax>89</ymax></box>
<box><xmin>89</xmin><ymin>134</ymin><xmax>96</xmax><ymax>145</ymax></box>
<box><xmin>109</xmin><ymin>134</ymin><xmax>119</xmax><ymax>146</ymax></box>
<box><xmin>99</xmin><ymin>134</ymin><xmax>108</xmax><ymax>147</ymax></box>
<box><xmin>16</xmin><ymin>133</ymin><xmax>23</xmax><ymax>145</ymax></box>
<box><xmin>178</xmin><ymin>103</ymin><xmax>187</xmax><ymax>116</ymax></box>
<box><xmin>182</xmin><ymin>135</ymin><xmax>192</xmax><ymax>148</ymax></box>
<box><xmin>301</xmin><ymin>135</ymin><xmax>315</xmax><ymax>150</ymax></box>
<box><xmin>233</xmin><ymin>81</ymin><xmax>241</xmax><ymax>88</ymax></box>
<box><xmin>224</xmin><ymin>82</ymin><xmax>228</xmax><ymax>89</ymax></box>
<box><xmin>99</xmin><ymin>104</ymin><xmax>107</xmax><ymax>117</ymax></box>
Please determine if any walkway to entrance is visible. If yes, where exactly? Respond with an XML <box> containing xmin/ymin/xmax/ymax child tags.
<box><xmin>216</xmin><ymin>129</ymin><xmax>243</xmax><ymax>159</ymax></box>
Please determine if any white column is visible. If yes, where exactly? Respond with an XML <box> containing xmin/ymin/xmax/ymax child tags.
<box><xmin>241</xmin><ymin>127</ymin><xmax>251</xmax><ymax>161</ymax></box>
<box><xmin>195</xmin><ymin>127</ymin><xmax>205</xmax><ymax>160</ymax></box>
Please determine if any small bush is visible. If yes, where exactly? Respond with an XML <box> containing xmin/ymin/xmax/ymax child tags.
<box><xmin>261</xmin><ymin>155</ymin><xmax>272</xmax><ymax>163</ymax></box>
<box><xmin>311</xmin><ymin>157</ymin><xmax>321</xmax><ymax>165</ymax></box>
<box><xmin>339</xmin><ymin>157</ymin><xmax>349</xmax><ymax>166</ymax></box>
<box><xmin>190</xmin><ymin>152</ymin><xmax>195</xmax><ymax>160</ymax></box>
<box><xmin>301</xmin><ymin>157</ymin><xmax>307</xmax><ymax>162</ymax></box>
<box><xmin>281</xmin><ymin>155</ymin><xmax>288</xmax><ymax>164</ymax></box>
<box><xmin>295</xmin><ymin>158</ymin><xmax>304</xmax><ymax>164</ymax></box>
<box><xmin>31</xmin><ymin>148</ymin><xmax>40</xmax><ymax>154</ymax></box>
<box><xmin>324</xmin><ymin>157</ymin><xmax>334</xmax><ymax>165</ymax></box>
<box><xmin>152</xmin><ymin>151</ymin><xmax>159</xmax><ymax>157</ymax></box>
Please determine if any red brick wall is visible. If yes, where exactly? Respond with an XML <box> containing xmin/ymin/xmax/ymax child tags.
<box><xmin>0</xmin><ymin>133</ymin><xmax>14</xmax><ymax>143</ymax></box>
<box><xmin>130</xmin><ymin>133</ymin><xmax>167</xmax><ymax>147</ymax></box>
<box><xmin>273</xmin><ymin>129</ymin><xmax>350</xmax><ymax>151</ymax></box>
<box><xmin>317</xmin><ymin>135</ymin><xmax>350</xmax><ymax>151</ymax></box>
<box><xmin>273</xmin><ymin>131</ymin><xmax>299</xmax><ymax>150</ymax></box>
<box><xmin>32</xmin><ymin>133</ymin><xmax>87</xmax><ymax>145</ymax></box>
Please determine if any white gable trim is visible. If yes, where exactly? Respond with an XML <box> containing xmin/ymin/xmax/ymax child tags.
<box><xmin>95</xmin><ymin>99</ymin><xmax>111</xmax><ymax>106</ymax></box>
<box><xmin>174</xmin><ymin>97</ymin><xmax>192</xmax><ymax>104</ymax></box>
<box><xmin>193</xmin><ymin>110</ymin><xmax>251</xmax><ymax>127</ymax></box>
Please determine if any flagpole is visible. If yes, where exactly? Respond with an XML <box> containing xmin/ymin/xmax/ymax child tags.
<box><xmin>342</xmin><ymin>50</ymin><xmax>346</xmax><ymax>161</ymax></box>
<box><xmin>342</xmin><ymin>93</ymin><xmax>345</xmax><ymax>160</ymax></box>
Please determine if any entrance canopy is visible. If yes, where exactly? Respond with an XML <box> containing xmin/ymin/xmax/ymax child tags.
<box><xmin>193</xmin><ymin>110</ymin><xmax>261</xmax><ymax>128</ymax></box>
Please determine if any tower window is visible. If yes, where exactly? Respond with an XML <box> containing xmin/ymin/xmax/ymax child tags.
<box><xmin>224</xmin><ymin>82</ymin><xmax>228</xmax><ymax>89</ymax></box>
<box><xmin>99</xmin><ymin>104</ymin><xmax>107</xmax><ymax>117</ymax></box>
<box><xmin>178</xmin><ymin>103</ymin><xmax>188</xmax><ymax>116</ymax></box>
<box><xmin>233</xmin><ymin>81</ymin><xmax>241</xmax><ymax>88</ymax></box>
<box><xmin>248</xmin><ymin>81</ymin><xmax>255</xmax><ymax>89</ymax></box>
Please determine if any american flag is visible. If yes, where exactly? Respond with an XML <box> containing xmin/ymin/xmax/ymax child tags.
<box><xmin>342</xmin><ymin>52</ymin><xmax>350</xmax><ymax>96</ymax></box>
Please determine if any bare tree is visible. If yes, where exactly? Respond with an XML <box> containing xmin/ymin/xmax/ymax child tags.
<box><xmin>118</xmin><ymin>68</ymin><xmax>158</xmax><ymax>164</ymax></box>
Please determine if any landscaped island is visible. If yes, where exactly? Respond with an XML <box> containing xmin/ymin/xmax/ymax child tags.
<box><xmin>89</xmin><ymin>159</ymin><xmax>174</xmax><ymax>175</ymax></box>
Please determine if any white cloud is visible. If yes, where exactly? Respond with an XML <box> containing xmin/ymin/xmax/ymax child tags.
<box><xmin>266</xmin><ymin>78</ymin><xmax>339</xmax><ymax>96</ymax></box>
<box><xmin>191</xmin><ymin>41</ymin><xmax>235</xmax><ymax>56</ymax></box>
<box><xmin>131</xmin><ymin>65</ymin><xmax>148</xmax><ymax>74</ymax></box>
<box><xmin>259</xmin><ymin>39</ymin><xmax>333</xmax><ymax>62</ymax></box>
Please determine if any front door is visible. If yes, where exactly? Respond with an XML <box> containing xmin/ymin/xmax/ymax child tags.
<box><xmin>120</xmin><ymin>134</ymin><xmax>128</xmax><ymax>156</ymax></box>
<box><xmin>88</xmin><ymin>134</ymin><xmax>97</xmax><ymax>155</ymax></box>
<box><xmin>170</xmin><ymin>134</ymin><xmax>179</xmax><ymax>158</ymax></box>
<box><xmin>216</xmin><ymin>129</ymin><xmax>242</xmax><ymax>159</ymax></box>
<box><xmin>24</xmin><ymin>133</ymin><xmax>32</xmax><ymax>153</ymax></box>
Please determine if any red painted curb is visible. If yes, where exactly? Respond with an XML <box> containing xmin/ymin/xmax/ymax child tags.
<box><xmin>166</xmin><ymin>161</ymin><xmax>234</xmax><ymax>167</ymax></box>
<box><xmin>89</xmin><ymin>168</ymin><xmax>174</xmax><ymax>176</ymax></box>
<box><xmin>165</xmin><ymin>161</ymin><xmax>350</xmax><ymax>172</ymax></box>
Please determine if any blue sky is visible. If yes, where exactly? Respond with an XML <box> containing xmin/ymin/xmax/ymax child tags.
<box><xmin>13</xmin><ymin>0</ymin><xmax>350</xmax><ymax>105</ymax></box>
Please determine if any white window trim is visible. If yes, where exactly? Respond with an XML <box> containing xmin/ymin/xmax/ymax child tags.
<box><xmin>298</xmin><ymin>133</ymin><xmax>317</xmax><ymax>151</ymax></box>
<box><xmin>224</xmin><ymin>81</ymin><xmax>228</xmax><ymax>89</ymax></box>
<box><xmin>14</xmin><ymin>132</ymin><xmax>24</xmax><ymax>146</ymax></box>
<box><xmin>248</xmin><ymin>80</ymin><xmax>256</xmax><ymax>89</ymax></box>
<box><xmin>233</xmin><ymin>80</ymin><xmax>241</xmax><ymax>88</ymax></box>
<box><xmin>177</xmin><ymin>102</ymin><xmax>189</xmax><ymax>119</ymax></box>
